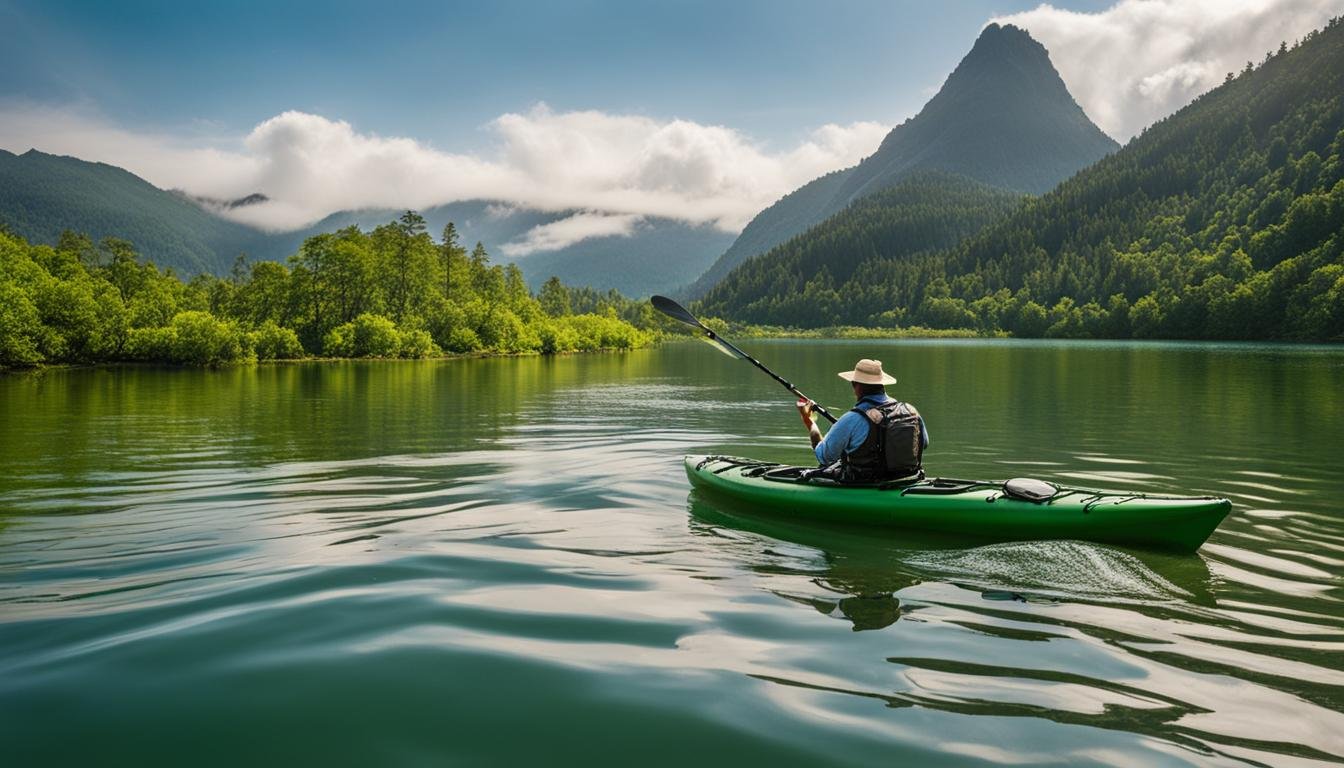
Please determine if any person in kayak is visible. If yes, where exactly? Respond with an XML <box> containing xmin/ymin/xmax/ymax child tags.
<box><xmin>796</xmin><ymin>358</ymin><xmax>929</xmax><ymax>483</ymax></box>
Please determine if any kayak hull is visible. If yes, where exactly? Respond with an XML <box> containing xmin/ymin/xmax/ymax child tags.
<box><xmin>685</xmin><ymin>455</ymin><xmax>1230</xmax><ymax>553</ymax></box>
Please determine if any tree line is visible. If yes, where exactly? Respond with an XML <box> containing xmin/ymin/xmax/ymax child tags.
<box><xmin>1</xmin><ymin>211</ymin><xmax>657</xmax><ymax>369</ymax></box>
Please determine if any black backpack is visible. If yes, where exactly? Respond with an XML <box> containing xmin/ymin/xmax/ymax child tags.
<box><xmin>842</xmin><ymin>400</ymin><xmax>924</xmax><ymax>482</ymax></box>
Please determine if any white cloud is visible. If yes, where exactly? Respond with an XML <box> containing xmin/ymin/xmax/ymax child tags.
<box><xmin>0</xmin><ymin>101</ymin><xmax>887</xmax><ymax>243</ymax></box>
<box><xmin>0</xmin><ymin>101</ymin><xmax>263</xmax><ymax>194</ymax></box>
<box><xmin>993</xmin><ymin>0</ymin><xmax>1344</xmax><ymax>141</ymax></box>
<box><xmin>500</xmin><ymin>212</ymin><xmax>643</xmax><ymax>257</ymax></box>
<box><xmin>484</xmin><ymin>203</ymin><xmax>520</xmax><ymax>219</ymax></box>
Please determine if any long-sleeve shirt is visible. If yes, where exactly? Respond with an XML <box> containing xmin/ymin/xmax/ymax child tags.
<box><xmin>814</xmin><ymin>394</ymin><xmax>930</xmax><ymax>465</ymax></box>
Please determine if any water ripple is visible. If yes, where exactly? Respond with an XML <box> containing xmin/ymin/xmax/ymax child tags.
<box><xmin>2</xmin><ymin>347</ymin><xmax>1342</xmax><ymax>766</ymax></box>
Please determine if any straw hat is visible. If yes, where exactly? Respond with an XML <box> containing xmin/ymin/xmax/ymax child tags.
<box><xmin>838</xmin><ymin>358</ymin><xmax>897</xmax><ymax>385</ymax></box>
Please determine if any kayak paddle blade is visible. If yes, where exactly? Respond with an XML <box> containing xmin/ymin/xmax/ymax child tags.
<box><xmin>651</xmin><ymin>295</ymin><xmax>705</xmax><ymax>330</ymax></box>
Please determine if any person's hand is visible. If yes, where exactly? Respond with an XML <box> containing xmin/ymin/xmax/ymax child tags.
<box><xmin>796</xmin><ymin>398</ymin><xmax>815</xmax><ymax>423</ymax></box>
<box><xmin>798</xmin><ymin>398</ymin><xmax>822</xmax><ymax>448</ymax></box>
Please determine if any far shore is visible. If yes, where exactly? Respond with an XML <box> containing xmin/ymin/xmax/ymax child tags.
<box><xmin>12</xmin><ymin>329</ymin><xmax>1344</xmax><ymax>376</ymax></box>
<box><xmin>0</xmin><ymin>345</ymin><xmax>653</xmax><ymax>375</ymax></box>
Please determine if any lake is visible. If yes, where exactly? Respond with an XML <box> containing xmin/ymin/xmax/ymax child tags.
<box><xmin>2</xmin><ymin>339</ymin><xmax>1342</xmax><ymax>766</ymax></box>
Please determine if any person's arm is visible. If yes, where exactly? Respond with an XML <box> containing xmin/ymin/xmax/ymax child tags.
<box><xmin>812</xmin><ymin>410</ymin><xmax>861</xmax><ymax>465</ymax></box>
<box><xmin>797</xmin><ymin>399</ymin><xmax>822</xmax><ymax>449</ymax></box>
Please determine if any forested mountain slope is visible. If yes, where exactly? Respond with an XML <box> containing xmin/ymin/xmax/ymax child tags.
<box><xmin>710</xmin><ymin>17</ymin><xmax>1344</xmax><ymax>340</ymax></box>
<box><xmin>684</xmin><ymin>23</ymin><xmax>1116</xmax><ymax>298</ymax></box>
<box><xmin>0</xmin><ymin>149</ymin><xmax>278</xmax><ymax>275</ymax></box>
<box><xmin>696</xmin><ymin>172</ymin><xmax>1024</xmax><ymax>326</ymax></box>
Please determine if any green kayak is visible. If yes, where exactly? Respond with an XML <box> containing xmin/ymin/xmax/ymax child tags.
<box><xmin>685</xmin><ymin>455</ymin><xmax>1231</xmax><ymax>553</ymax></box>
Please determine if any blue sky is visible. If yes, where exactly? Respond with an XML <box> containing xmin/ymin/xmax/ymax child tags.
<box><xmin>1</xmin><ymin>0</ymin><xmax>1115</xmax><ymax>150</ymax></box>
<box><xmin>2</xmin><ymin>0</ymin><xmax>1338</xmax><ymax>241</ymax></box>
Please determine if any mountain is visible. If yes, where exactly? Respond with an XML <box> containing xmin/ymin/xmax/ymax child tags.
<box><xmin>0</xmin><ymin>150</ymin><xmax>733</xmax><ymax>295</ymax></box>
<box><xmin>0</xmin><ymin>149</ymin><xmax>282</xmax><ymax>275</ymax></box>
<box><xmin>709</xmin><ymin>16</ymin><xmax>1344</xmax><ymax>340</ymax></box>
<box><xmin>684</xmin><ymin>23</ymin><xmax>1117</xmax><ymax>298</ymax></box>
<box><xmin>696</xmin><ymin>172</ymin><xmax>1025</xmax><ymax>326</ymax></box>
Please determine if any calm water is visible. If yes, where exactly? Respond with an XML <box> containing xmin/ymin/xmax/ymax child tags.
<box><xmin>2</xmin><ymin>340</ymin><xmax>1342</xmax><ymax>766</ymax></box>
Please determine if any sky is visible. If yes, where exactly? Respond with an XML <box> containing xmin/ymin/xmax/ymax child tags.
<box><xmin>2</xmin><ymin>0</ymin><xmax>1341</xmax><ymax>251</ymax></box>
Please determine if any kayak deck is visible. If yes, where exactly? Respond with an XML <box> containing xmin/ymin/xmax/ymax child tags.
<box><xmin>685</xmin><ymin>455</ymin><xmax>1231</xmax><ymax>553</ymax></box>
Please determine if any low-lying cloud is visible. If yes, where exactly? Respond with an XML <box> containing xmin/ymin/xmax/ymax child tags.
<box><xmin>500</xmin><ymin>212</ymin><xmax>644</xmax><ymax>257</ymax></box>
<box><xmin>0</xmin><ymin>102</ymin><xmax>887</xmax><ymax>243</ymax></box>
<box><xmin>993</xmin><ymin>0</ymin><xmax>1344</xmax><ymax>142</ymax></box>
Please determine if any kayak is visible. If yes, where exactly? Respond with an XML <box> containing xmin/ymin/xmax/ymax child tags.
<box><xmin>685</xmin><ymin>455</ymin><xmax>1231</xmax><ymax>553</ymax></box>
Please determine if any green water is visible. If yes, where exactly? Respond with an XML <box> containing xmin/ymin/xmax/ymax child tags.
<box><xmin>2</xmin><ymin>340</ymin><xmax>1342</xmax><ymax>766</ymax></box>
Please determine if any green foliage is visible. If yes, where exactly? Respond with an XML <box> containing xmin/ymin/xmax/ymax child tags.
<box><xmin>0</xmin><ymin>280</ymin><xmax>44</xmax><ymax>366</ymax></box>
<box><xmin>0</xmin><ymin>212</ymin><xmax>652</xmax><ymax>370</ymax></box>
<box><xmin>352</xmin><ymin>313</ymin><xmax>401</xmax><ymax>357</ymax></box>
<box><xmin>698</xmin><ymin>17</ymin><xmax>1344</xmax><ymax>342</ymax></box>
<box><xmin>538</xmin><ymin>276</ymin><xmax>572</xmax><ymax>317</ymax></box>
<box><xmin>169</xmin><ymin>311</ymin><xmax>251</xmax><ymax>366</ymax></box>
<box><xmin>324</xmin><ymin>313</ymin><xmax>400</xmax><ymax>358</ymax></box>
<box><xmin>552</xmin><ymin>313</ymin><xmax>655</xmax><ymax>351</ymax></box>
<box><xmin>125</xmin><ymin>326</ymin><xmax>178</xmax><ymax>362</ymax></box>
<box><xmin>251</xmin><ymin>321</ymin><xmax>305</xmax><ymax>360</ymax></box>
<box><xmin>444</xmin><ymin>326</ymin><xmax>482</xmax><ymax>354</ymax></box>
<box><xmin>697</xmin><ymin>172</ymin><xmax>1025</xmax><ymax>326</ymax></box>
<box><xmin>399</xmin><ymin>328</ymin><xmax>439</xmax><ymax>359</ymax></box>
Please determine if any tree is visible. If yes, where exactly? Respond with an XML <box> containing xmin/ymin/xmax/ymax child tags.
<box><xmin>440</xmin><ymin>222</ymin><xmax>464</xmax><ymax>298</ymax></box>
<box><xmin>56</xmin><ymin>231</ymin><xmax>98</xmax><ymax>268</ymax></box>
<box><xmin>102</xmin><ymin>238</ymin><xmax>146</xmax><ymax>301</ymax></box>
<box><xmin>397</xmin><ymin>210</ymin><xmax>427</xmax><ymax>237</ymax></box>
<box><xmin>376</xmin><ymin>211</ymin><xmax>437</xmax><ymax>322</ymax></box>
<box><xmin>539</xmin><ymin>276</ymin><xmax>572</xmax><ymax>316</ymax></box>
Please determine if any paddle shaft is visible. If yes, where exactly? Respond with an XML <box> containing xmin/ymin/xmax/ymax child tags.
<box><xmin>650</xmin><ymin>296</ymin><xmax>837</xmax><ymax>424</ymax></box>
<box><xmin>699</xmin><ymin>327</ymin><xmax>838</xmax><ymax>424</ymax></box>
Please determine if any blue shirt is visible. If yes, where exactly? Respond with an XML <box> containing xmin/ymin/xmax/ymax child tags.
<box><xmin>815</xmin><ymin>394</ymin><xmax>930</xmax><ymax>465</ymax></box>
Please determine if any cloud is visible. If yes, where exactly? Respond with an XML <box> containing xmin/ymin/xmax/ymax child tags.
<box><xmin>0</xmin><ymin>101</ymin><xmax>887</xmax><ymax>243</ymax></box>
<box><xmin>992</xmin><ymin>0</ymin><xmax>1344</xmax><ymax>141</ymax></box>
<box><xmin>0</xmin><ymin>101</ymin><xmax>263</xmax><ymax>194</ymax></box>
<box><xmin>500</xmin><ymin>212</ymin><xmax>643</xmax><ymax>257</ymax></box>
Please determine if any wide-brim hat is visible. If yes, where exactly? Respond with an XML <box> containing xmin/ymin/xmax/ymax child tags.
<box><xmin>838</xmin><ymin>358</ymin><xmax>896</xmax><ymax>385</ymax></box>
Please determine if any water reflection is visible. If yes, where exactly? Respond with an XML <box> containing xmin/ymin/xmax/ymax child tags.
<box><xmin>688</xmin><ymin>494</ymin><xmax>1217</xmax><ymax>627</ymax></box>
<box><xmin>2</xmin><ymin>341</ymin><xmax>1342</xmax><ymax>766</ymax></box>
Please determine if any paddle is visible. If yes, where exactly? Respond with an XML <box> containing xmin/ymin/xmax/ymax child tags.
<box><xmin>650</xmin><ymin>295</ymin><xmax>838</xmax><ymax>424</ymax></box>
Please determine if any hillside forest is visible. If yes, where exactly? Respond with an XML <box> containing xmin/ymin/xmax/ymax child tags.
<box><xmin>697</xmin><ymin>18</ymin><xmax>1344</xmax><ymax>341</ymax></box>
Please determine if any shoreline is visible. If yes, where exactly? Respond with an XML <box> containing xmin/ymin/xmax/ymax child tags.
<box><xmin>0</xmin><ymin>344</ymin><xmax>653</xmax><ymax>375</ymax></box>
<box><xmin>9</xmin><ymin>333</ymin><xmax>1342</xmax><ymax>376</ymax></box>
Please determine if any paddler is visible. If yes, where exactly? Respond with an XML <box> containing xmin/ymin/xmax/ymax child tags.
<box><xmin>796</xmin><ymin>358</ymin><xmax>929</xmax><ymax>483</ymax></box>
